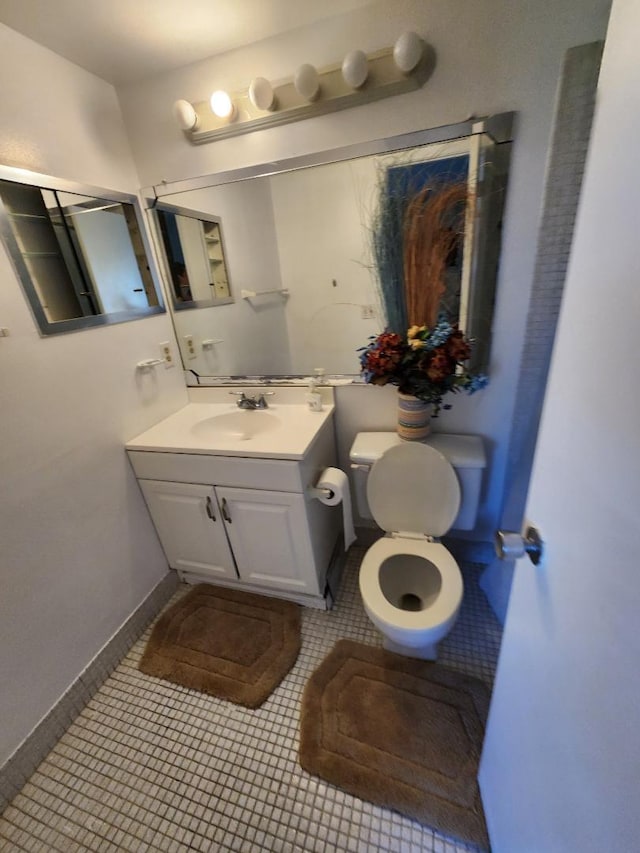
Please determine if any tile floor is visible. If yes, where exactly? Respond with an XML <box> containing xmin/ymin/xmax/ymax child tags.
<box><xmin>0</xmin><ymin>544</ymin><xmax>502</xmax><ymax>853</ymax></box>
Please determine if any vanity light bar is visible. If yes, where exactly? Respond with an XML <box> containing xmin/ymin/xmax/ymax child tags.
<box><xmin>175</xmin><ymin>33</ymin><xmax>434</xmax><ymax>145</ymax></box>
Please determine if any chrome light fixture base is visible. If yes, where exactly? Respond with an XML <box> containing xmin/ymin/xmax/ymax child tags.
<box><xmin>183</xmin><ymin>43</ymin><xmax>434</xmax><ymax>145</ymax></box>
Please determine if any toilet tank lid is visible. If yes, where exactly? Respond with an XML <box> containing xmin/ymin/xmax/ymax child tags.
<box><xmin>350</xmin><ymin>431</ymin><xmax>486</xmax><ymax>469</ymax></box>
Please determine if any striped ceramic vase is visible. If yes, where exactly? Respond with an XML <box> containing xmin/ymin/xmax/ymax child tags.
<box><xmin>397</xmin><ymin>392</ymin><xmax>432</xmax><ymax>441</ymax></box>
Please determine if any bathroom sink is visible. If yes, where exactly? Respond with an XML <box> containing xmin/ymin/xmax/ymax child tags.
<box><xmin>190</xmin><ymin>411</ymin><xmax>281</xmax><ymax>442</ymax></box>
<box><xmin>126</xmin><ymin>396</ymin><xmax>335</xmax><ymax>460</ymax></box>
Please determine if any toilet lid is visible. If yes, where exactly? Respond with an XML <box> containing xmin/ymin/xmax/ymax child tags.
<box><xmin>367</xmin><ymin>443</ymin><xmax>460</xmax><ymax>537</ymax></box>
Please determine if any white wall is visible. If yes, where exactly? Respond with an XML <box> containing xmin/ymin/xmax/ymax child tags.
<box><xmin>0</xmin><ymin>25</ymin><xmax>187</xmax><ymax>766</ymax></box>
<box><xmin>118</xmin><ymin>0</ymin><xmax>611</xmax><ymax>541</ymax></box>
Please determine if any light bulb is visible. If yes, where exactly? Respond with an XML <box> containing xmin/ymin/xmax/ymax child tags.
<box><xmin>172</xmin><ymin>99</ymin><xmax>198</xmax><ymax>131</ymax></box>
<box><xmin>294</xmin><ymin>64</ymin><xmax>320</xmax><ymax>101</ymax></box>
<box><xmin>210</xmin><ymin>90</ymin><xmax>235</xmax><ymax>120</ymax></box>
<box><xmin>342</xmin><ymin>50</ymin><xmax>369</xmax><ymax>89</ymax></box>
<box><xmin>248</xmin><ymin>77</ymin><xmax>275</xmax><ymax>111</ymax></box>
<box><xmin>393</xmin><ymin>31</ymin><xmax>424</xmax><ymax>73</ymax></box>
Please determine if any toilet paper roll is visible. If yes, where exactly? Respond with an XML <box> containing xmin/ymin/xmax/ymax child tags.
<box><xmin>315</xmin><ymin>467</ymin><xmax>356</xmax><ymax>550</ymax></box>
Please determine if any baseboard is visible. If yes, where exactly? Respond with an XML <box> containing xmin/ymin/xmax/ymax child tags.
<box><xmin>0</xmin><ymin>571</ymin><xmax>179</xmax><ymax>813</ymax></box>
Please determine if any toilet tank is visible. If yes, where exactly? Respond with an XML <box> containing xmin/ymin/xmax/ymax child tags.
<box><xmin>349</xmin><ymin>432</ymin><xmax>486</xmax><ymax>531</ymax></box>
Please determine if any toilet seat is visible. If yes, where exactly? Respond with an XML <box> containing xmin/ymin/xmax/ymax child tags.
<box><xmin>367</xmin><ymin>443</ymin><xmax>460</xmax><ymax>537</ymax></box>
<box><xmin>359</xmin><ymin>536</ymin><xmax>463</xmax><ymax>634</ymax></box>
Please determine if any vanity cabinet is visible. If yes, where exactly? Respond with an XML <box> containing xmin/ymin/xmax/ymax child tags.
<box><xmin>127</xmin><ymin>415</ymin><xmax>340</xmax><ymax>607</ymax></box>
<box><xmin>138</xmin><ymin>480</ymin><xmax>236</xmax><ymax>579</ymax></box>
<box><xmin>217</xmin><ymin>487</ymin><xmax>318</xmax><ymax>593</ymax></box>
<box><xmin>138</xmin><ymin>480</ymin><xmax>319</xmax><ymax>594</ymax></box>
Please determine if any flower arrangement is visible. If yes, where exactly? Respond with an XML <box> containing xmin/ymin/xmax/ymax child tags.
<box><xmin>358</xmin><ymin>314</ymin><xmax>488</xmax><ymax>415</ymax></box>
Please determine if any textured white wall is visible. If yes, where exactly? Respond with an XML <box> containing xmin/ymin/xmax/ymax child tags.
<box><xmin>118</xmin><ymin>0</ymin><xmax>612</xmax><ymax>539</ymax></box>
<box><xmin>0</xmin><ymin>24</ymin><xmax>187</xmax><ymax>766</ymax></box>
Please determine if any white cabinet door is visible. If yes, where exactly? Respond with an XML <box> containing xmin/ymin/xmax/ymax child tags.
<box><xmin>139</xmin><ymin>479</ymin><xmax>237</xmax><ymax>579</ymax></box>
<box><xmin>217</xmin><ymin>487</ymin><xmax>320</xmax><ymax>595</ymax></box>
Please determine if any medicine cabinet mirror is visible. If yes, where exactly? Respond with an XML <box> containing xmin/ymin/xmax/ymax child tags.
<box><xmin>153</xmin><ymin>204</ymin><xmax>233</xmax><ymax>308</ymax></box>
<box><xmin>149</xmin><ymin>113</ymin><xmax>512</xmax><ymax>382</ymax></box>
<box><xmin>0</xmin><ymin>167</ymin><xmax>164</xmax><ymax>336</ymax></box>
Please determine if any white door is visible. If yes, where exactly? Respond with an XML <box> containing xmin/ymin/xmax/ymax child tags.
<box><xmin>139</xmin><ymin>480</ymin><xmax>237</xmax><ymax>580</ymax></box>
<box><xmin>479</xmin><ymin>3</ymin><xmax>640</xmax><ymax>850</ymax></box>
<box><xmin>217</xmin><ymin>486</ymin><xmax>320</xmax><ymax>594</ymax></box>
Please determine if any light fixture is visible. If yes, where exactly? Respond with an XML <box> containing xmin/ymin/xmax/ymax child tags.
<box><xmin>342</xmin><ymin>50</ymin><xmax>369</xmax><ymax>89</ymax></box>
<box><xmin>172</xmin><ymin>99</ymin><xmax>199</xmax><ymax>131</ymax></box>
<box><xmin>210</xmin><ymin>90</ymin><xmax>236</xmax><ymax>120</ymax></box>
<box><xmin>248</xmin><ymin>77</ymin><xmax>275</xmax><ymax>111</ymax></box>
<box><xmin>294</xmin><ymin>63</ymin><xmax>320</xmax><ymax>101</ymax></box>
<box><xmin>177</xmin><ymin>33</ymin><xmax>432</xmax><ymax>143</ymax></box>
<box><xmin>393</xmin><ymin>31</ymin><xmax>424</xmax><ymax>73</ymax></box>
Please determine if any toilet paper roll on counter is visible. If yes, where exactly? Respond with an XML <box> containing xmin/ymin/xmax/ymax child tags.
<box><xmin>314</xmin><ymin>467</ymin><xmax>356</xmax><ymax>550</ymax></box>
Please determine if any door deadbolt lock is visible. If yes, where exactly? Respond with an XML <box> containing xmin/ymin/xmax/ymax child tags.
<box><xmin>495</xmin><ymin>526</ymin><xmax>544</xmax><ymax>565</ymax></box>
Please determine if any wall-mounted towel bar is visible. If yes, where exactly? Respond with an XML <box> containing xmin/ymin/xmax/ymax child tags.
<box><xmin>240</xmin><ymin>288</ymin><xmax>289</xmax><ymax>299</ymax></box>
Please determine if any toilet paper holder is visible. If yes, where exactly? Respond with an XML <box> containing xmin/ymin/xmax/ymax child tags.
<box><xmin>309</xmin><ymin>486</ymin><xmax>334</xmax><ymax>500</ymax></box>
<box><xmin>495</xmin><ymin>525</ymin><xmax>544</xmax><ymax>565</ymax></box>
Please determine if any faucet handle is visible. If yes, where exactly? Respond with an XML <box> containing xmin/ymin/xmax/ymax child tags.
<box><xmin>256</xmin><ymin>392</ymin><xmax>275</xmax><ymax>408</ymax></box>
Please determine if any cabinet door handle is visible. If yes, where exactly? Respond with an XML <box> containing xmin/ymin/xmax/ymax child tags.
<box><xmin>205</xmin><ymin>496</ymin><xmax>216</xmax><ymax>521</ymax></box>
<box><xmin>221</xmin><ymin>497</ymin><xmax>232</xmax><ymax>523</ymax></box>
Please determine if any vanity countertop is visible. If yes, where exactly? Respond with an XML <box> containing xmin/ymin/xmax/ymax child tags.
<box><xmin>126</xmin><ymin>401</ymin><xmax>335</xmax><ymax>460</ymax></box>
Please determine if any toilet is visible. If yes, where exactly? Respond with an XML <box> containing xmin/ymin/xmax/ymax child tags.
<box><xmin>349</xmin><ymin>432</ymin><xmax>486</xmax><ymax>660</ymax></box>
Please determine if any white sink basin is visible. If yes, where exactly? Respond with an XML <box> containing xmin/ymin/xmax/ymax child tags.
<box><xmin>126</xmin><ymin>400</ymin><xmax>335</xmax><ymax>460</ymax></box>
<box><xmin>191</xmin><ymin>411</ymin><xmax>281</xmax><ymax>441</ymax></box>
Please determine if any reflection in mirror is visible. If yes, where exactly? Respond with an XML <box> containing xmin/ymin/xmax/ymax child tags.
<box><xmin>154</xmin><ymin>205</ymin><xmax>233</xmax><ymax>308</ymax></box>
<box><xmin>153</xmin><ymin>116</ymin><xmax>511</xmax><ymax>381</ymax></box>
<box><xmin>0</xmin><ymin>172</ymin><xmax>164</xmax><ymax>335</ymax></box>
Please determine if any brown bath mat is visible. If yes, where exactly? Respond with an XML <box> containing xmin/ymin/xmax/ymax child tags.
<box><xmin>139</xmin><ymin>584</ymin><xmax>301</xmax><ymax>708</ymax></box>
<box><xmin>299</xmin><ymin>639</ymin><xmax>490</xmax><ymax>849</ymax></box>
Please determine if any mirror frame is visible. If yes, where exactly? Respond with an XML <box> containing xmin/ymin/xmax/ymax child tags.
<box><xmin>0</xmin><ymin>164</ymin><xmax>165</xmax><ymax>336</ymax></box>
<box><xmin>144</xmin><ymin>112</ymin><xmax>514</xmax><ymax>384</ymax></box>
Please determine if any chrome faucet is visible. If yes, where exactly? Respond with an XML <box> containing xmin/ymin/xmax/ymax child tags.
<box><xmin>231</xmin><ymin>391</ymin><xmax>273</xmax><ymax>409</ymax></box>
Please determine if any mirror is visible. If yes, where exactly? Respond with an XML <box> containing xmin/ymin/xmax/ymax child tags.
<box><xmin>0</xmin><ymin>169</ymin><xmax>164</xmax><ymax>336</ymax></box>
<box><xmin>154</xmin><ymin>205</ymin><xmax>233</xmax><ymax>308</ymax></box>
<box><xmin>150</xmin><ymin>115</ymin><xmax>512</xmax><ymax>381</ymax></box>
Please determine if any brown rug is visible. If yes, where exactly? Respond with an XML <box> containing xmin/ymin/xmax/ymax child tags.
<box><xmin>139</xmin><ymin>584</ymin><xmax>301</xmax><ymax>708</ymax></box>
<box><xmin>299</xmin><ymin>639</ymin><xmax>490</xmax><ymax>849</ymax></box>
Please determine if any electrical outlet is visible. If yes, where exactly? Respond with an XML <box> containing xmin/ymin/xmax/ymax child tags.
<box><xmin>159</xmin><ymin>341</ymin><xmax>174</xmax><ymax>368</ymax></box>
<box><xmin>183</xmin><ymin>334</ymin><xmax>197</xmax><ymax>360</ymax></box>
<box><xmin>361</xmin><ymin>304</ymin><xmax>375</xmax><ymax>319</ymax></box>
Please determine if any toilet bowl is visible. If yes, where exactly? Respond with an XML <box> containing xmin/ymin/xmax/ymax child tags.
<box><xmin>358</xmin><ymin>441</ymin><xmax>465</xmax><ymax>660</ymax></box>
